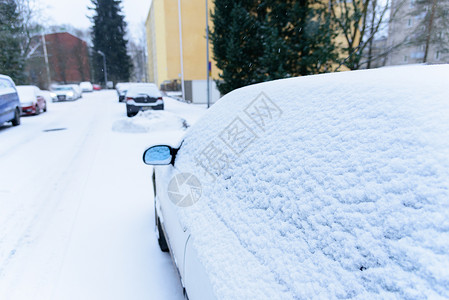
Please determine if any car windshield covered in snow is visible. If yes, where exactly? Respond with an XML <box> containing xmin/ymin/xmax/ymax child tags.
<box><xmin>126</xmin><ymin>86</ymin><xmax>161</xmax><ymax>98</ymax></box>
<box><xmin>52</xmin><ymin>86</ymin><xmax>73</xmax><ymax>91</ymax></box>
<box><xmin>148</xmin><ymin>64</ymin><xmax>449</xmax><ymax>299</ymax></box>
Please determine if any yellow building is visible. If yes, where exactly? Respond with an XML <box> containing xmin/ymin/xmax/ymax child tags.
<box><xmin>145</xmin><ymin>1</ymin><xmax>351</xmax><ymax>103</ymax></box>
<box><xmin>145</xmin><ymin>0</ymin><xmax>220</xmax><ymax>104</ymax></box>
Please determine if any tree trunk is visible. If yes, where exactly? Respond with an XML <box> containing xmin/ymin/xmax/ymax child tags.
<box><xmin>423</xmin><ymin>0</ymin><xmax>437</xmax><ymax>63</ymax></box>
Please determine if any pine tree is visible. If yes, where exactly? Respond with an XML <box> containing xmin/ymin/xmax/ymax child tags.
<box><xmin>90</xmin><ymin>0</ymin><xmax>132</xmax><ymax>84</ymax></box>
<box><xmin>210</xmin><ymin>0</ymin><xmax>265</xmax><ymax>95</ymax></box>
<box><xmin>0</xmin><ymin>0</ymin><xmax>26</xmax><ymax>83</ymax></box>
<box><xmin>210</xmin><ymin>0</ymin><xmax>337</xmax><ymax>95</ymax></box>
<box><xmin>260</xmin><ymin>0</ymin><xmax>336</xmax><ymax>80</ymax></box>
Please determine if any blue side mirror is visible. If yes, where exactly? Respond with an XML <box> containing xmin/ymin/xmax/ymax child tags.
<box><xmin>143</xmin><ymin>145</ymin><xmax>173</xmax><ymax>165</ymax></box>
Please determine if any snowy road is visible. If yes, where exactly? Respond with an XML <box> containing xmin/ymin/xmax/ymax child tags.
<box><xmin>0</xmin><ymin>91</ymin><xmax>204</xmax><ymax>300</ymax></box>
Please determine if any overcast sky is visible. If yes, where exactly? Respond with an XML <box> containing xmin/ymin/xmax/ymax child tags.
<box><xmin>39</xmin><ymin>0</ymin><xmax>152</xmax><ymax>39</ymax></box>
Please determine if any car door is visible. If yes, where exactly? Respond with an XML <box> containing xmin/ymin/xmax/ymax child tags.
<box><xmin>155</xmin><ymin>166</ymin><xmax>191</xmax><ymax>281</ymax></box>
<box><xmin>0</xmin><ymin>78</ymin><xmax>9</xmax><ymax>123</ymax></box>
<box><xmin>184</xmin><ymin>236</ymin><xmax>216</xmax><ymax>299</ymax></box>
<box><xmin>0</xmin><ymin>78</ymin><xmax>15</xmax><ymax>123</ymax></box>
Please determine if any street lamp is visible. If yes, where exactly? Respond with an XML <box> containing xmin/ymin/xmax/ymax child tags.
<box><xmin>97</xmin><ymin>50</ymin><xmax>108</xmax><ymax>87</ymax></box>
<box><xmin>177</xmin><ymin>0</ymin><xmax>186</xmax><ymax>102</ymax></box>
<box><xmin>41</xmin><ymin>32</ymin><xmax>51</xmax><ymax>89</ymax></box>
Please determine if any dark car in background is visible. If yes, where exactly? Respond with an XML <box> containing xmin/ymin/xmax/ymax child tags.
<box><xmin>16</xmin><ymin>85</ymin><xmax>47</xmax><ymax>115</ymax></box>
<box><xmin>116</xmin><ymin>82</ymin><xmax>131</xmax><ymax>102</ymax></box>
<box><xmin>116</xmin><ymin>82</ymin><xmax>159</xmax><ymax>102</ymax></box>
<box><xmin>125</xmin><ymin>84</ymin><xmax>164</xmax><ymax>117</ymax></box>
<box><xmin>0</xmin><ymin>75</ymin><xmax>21</xmax><ymax>126</ymax></box>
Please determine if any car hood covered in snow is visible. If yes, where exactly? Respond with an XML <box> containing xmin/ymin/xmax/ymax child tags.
<box><xmin>170</xmin><ymin>65</ymin><xmax>449</xmax><ymax>299</ymax></box>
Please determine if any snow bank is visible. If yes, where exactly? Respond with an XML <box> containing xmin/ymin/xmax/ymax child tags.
<box><xmin>112</xmin><ymin>110</ymin><xmax>188</xmax><ymax>133</ymax></box>
<box><xmin>171</xmin><ymin>65</ymin><xmax>449</xmax><ymax>299</ymax></box>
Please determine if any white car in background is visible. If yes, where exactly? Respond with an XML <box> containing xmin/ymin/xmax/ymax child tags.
<box><xmin>79</xmin><ymin>81</ymin><xmax>94</xmax><ymax>92</ymax></box>
<box><xmin>50</xmin><ymin>85</ymin><xmax>82</xmax><ymax>102</ymax></box>
<box><xmin>69</xmin><ymin>84</ymin><xmax>83</xmax><ymax>97</ymax></box>
<box><xmin>142</xmin><ymin>65</ymin><xmax>449</xmax><ymax>299</ymax></box>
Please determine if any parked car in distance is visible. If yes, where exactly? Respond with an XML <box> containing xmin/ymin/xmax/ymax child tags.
<box><xmin>116</xmin><ymin>82</ymin><xmax>159</xmax><ymax>102</ymax></box>
<box><xmin>16</xmin><ymin>85</ymin><xmax>47</xmax><ymax>115</ymax></box>
<box><xmin>92</xmin><ymin>84</ymin><xmax>101</xmax><ymax>91</ymax></box>
<box><xmin>69</xmin><ymin>84</ymin><xmax>83</xmax><ymax>97</ymax></box>
<box><xmin>116</xmin><ymin>82</ymin><xmax>129</xmax><ymax>102</ymax></box>
<box><xmin>50</xmin><ymin>85</ymin><xmax>82</xmax><ymax>102</ymax></box>
<box><xmin>79</xmin><ymin>81</ymin><xmax>93</xmax><ymax>92</ymax></box>
<box><xmin>142</xmin><ymin>65</ymin><xmax>449</xmax><ymax>299</ymax></box>
<box><xmin>125</xmin><ymin>84</ymin><xmax>164</xmax><ymax>117</ymax></box>
<box><xmin>0</xmin><ymin>74</ymin><xmax>21</xmax><ymax>126</ymax></box>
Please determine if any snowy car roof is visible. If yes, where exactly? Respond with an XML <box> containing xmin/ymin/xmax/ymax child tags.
<box><xmin>126</xmin><ymin>85</ymin><xmax>161</xmax><ymax>98</ymax></box>
<box><xmin>171</xmin><ymin>65</ymin><xmax>449</xmax><ymax>299</ymax></box>
<box><xmin>16</xmin><ymin>85</ymin><xmax>38</xmax><ymax>103</ymax></box>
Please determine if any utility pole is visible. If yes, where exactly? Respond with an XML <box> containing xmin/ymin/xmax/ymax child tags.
<box><xmin>41</xmin><ymin>33</ymin><xmax>51</xmax><ymax>89</ymax></box>
<box><xmin>178</xmin><ymin>0</ymin><xmax>186</xmax><ymax>102</ymax></box>
<box><xmin>97</xmin><ymin>50</ymin><xmax>108</xmax><ymax>87</ymax></box>
<box><xmin>206</xmin><ymin>0</ymin><xmax>211</xmax><ymax>108</ymax></box>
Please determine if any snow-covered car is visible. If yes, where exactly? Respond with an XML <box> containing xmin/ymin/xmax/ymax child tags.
<box><xmin>125</xmin><ymin>84</ymin><xmax>164</xmax><ymax>117</ymax></box>
<box><xmin>116</xmin><ymin>82</ymin><xmax>131</xmax><ymax>102</ymax></box>
<box><xmin>79</xmin><ymin>81</ymin><xmax>93</xmax><ymax>92</ymax></box>
<box><xmin>0</xmin><ymin>74</ymin><xmax>21</xmax><ymax>126</ymax></box>
<box><xmin>16</xmin><ymin>85</ymin><xmax>47</xmax><ymax>115</ymax></box>
<box><xmin>69</xmin><ymin>84</ymin><xmax>83</xmax><ymax>97</ymax></box>
<box><xmin>142</xmin><ymin>65</ymin><xmax>449</xmax><ymax>299</ymax></box>
<box><xmin>50</xmin><ymin>85</ymin><xmax>82</xmax><ymax>102</ymax></box>
<box><xmin>117</xmin><ymin>82</ymin><xmax>159</xmax><ymax>102</ymax></box>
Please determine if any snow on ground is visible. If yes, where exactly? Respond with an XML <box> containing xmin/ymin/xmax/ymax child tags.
<box><xmin>112</xmin><ymin>110</ymin><xmax>188</xmax><ymax>133</ymax></box>
<box><xmin>170</xmin><ymin>65</ymin><xmax>449</xmax><ymax>299</ymax></box>
<box><xmin>0</xmin><ymin>91</ymin><xmax>205</xmax><ymax>299</ymax></box>
<box><xmin>164</xmin><ymin>91</ymin><xmax>182</xmax><ymax>98</ymax></box>
<box><xmin>163</xmin><ymin>92</ymin><xmax>184</xmax><ymax>103</ymax></box>
<box><xmin>163</xmin><ymin>96</ymin><xmax>206</xmax><ymax>123</ymax></box>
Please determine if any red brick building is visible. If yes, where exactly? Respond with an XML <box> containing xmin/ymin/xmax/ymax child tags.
<box><xmin>45</xmin><ymin>32</ymin><xmax>91</xmax><ymax>83</ymax></box>
<box><xmin>27</xmin><ymin>32</ymin><xmax>91</xmax><ymax>88</ymax></box>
